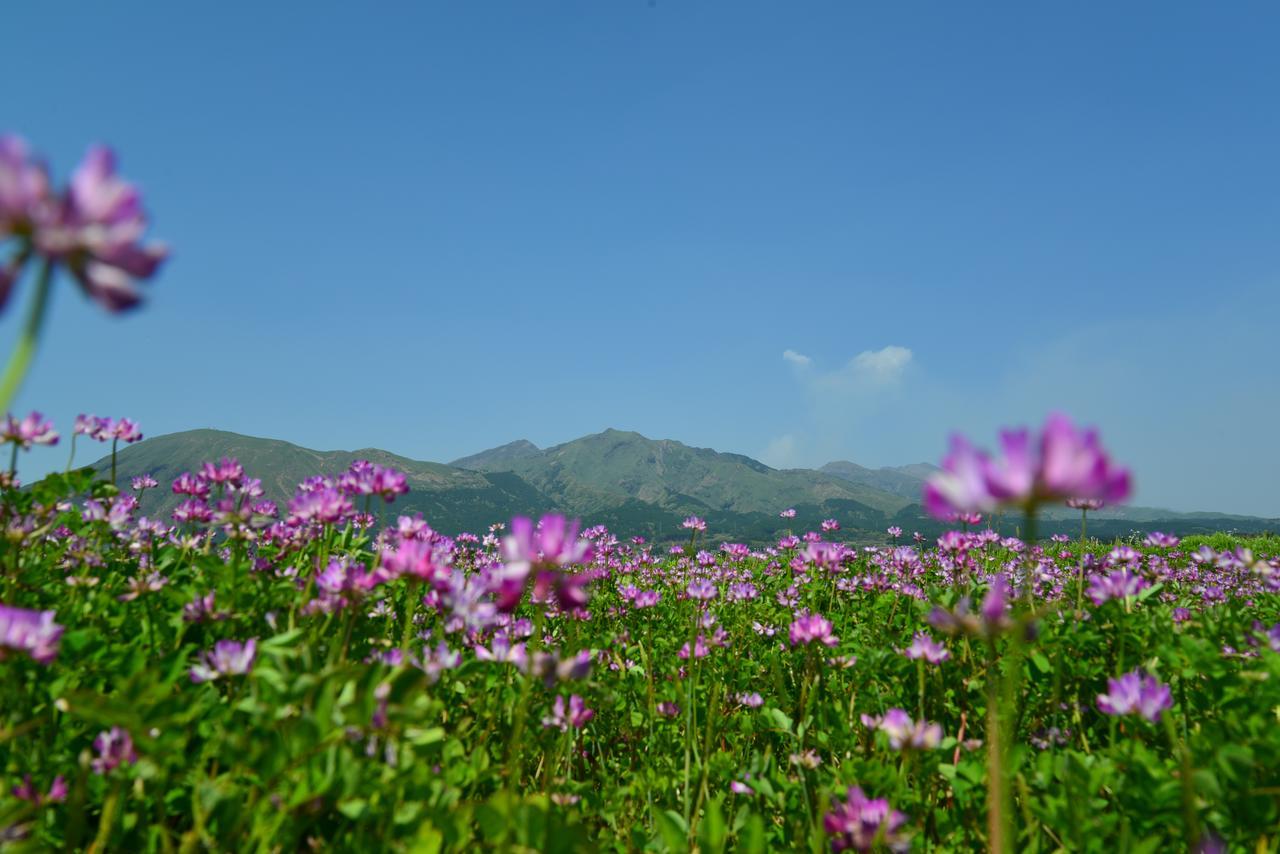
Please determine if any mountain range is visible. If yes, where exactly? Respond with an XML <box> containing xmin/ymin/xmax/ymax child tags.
<box><xmin>84</xmin><ymin>429</ymin><xmax>1278</xmax><ymax>543</ymax></box>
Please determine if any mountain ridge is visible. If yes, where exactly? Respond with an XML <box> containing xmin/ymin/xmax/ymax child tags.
<box><xmin>83</xmin><ymin>428</ymin><xmax>1278</xmax><ymax>542</ymax></box>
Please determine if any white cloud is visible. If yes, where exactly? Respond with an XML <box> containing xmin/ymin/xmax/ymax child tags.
<box><xmin>850</xmin><ymin>345</ymin><xmax>913</xmax><ymax>385</ymax></box>
<box><xmin>759</xmin><ymin>434</ymin><xmax>799</xmax><ymax>468</ymax></box>
<box><xmin>782</xmin><ymin>349</ymin><xmax>812</xmax><ymax>367</ymax></box>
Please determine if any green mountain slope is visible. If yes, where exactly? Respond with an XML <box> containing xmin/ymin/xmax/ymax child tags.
<box><xmin>460</xmin><ymin>428</ymin><xmax>911</xmax><ymax>516</ymax></box>
<box><xmin>83</xmin><ymin>429</ymin><xmax>1278</xmax><ymax>543</ymax></box>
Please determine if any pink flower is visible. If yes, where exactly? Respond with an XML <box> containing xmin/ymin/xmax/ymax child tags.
<box><xmin>900</xmin><ymin>632</ymin><xmax>950</xmax><ymax>664</ymax></box>
<box><xmin>789</xmin><ymin>612</ymin><xmax>839</xmax><ymax>647</ymax></box>
<box><xmin>11</xmin><ymin>774</ymin><xmax>66</xmax><ymax>806</ymax></box>
<box><xmin>0</xmin><ymin>604</ymin><xmax>63</xmax><ymax>664</ymax></box>
<box><xmin>493</xmin><ymin>515</ymin><xmax>595</xmax><ymax>612</ymax></box>
<box><xmin>2</xmin><ymin>411</ymin><xmax>58</xmax><ymax>449</ymax></box>
<box><xmin>541</xmin><ymin>695</ymin><xmax>595</xmax><ymax>731</ymax></box>
<box><xmin>823</xmin><ymin>786</ymin><xmax>909</xmax><ymax>852</ymax></box>
<box><xmin>91</xmin><ymin>727</ymin><xmax>138</xmax><ymax>774</ymax></box>
<box><xmin>1097</xmin><ymin>670</ymin><xmax>1172</xmax><ymax>723</ymax></box>
<box><xmin>924</xmin><ymin>413</ymin><xmax>1131</xmax><ymax>518</ymax></box>
<box><xmin>0</xmin><ymin>135</ymin><xmax>50</xmax><ymax>237</ymax></box>
<box><xmin>190</xmin><ymin>638</ymin><xmax>257</xmax><ymax>683</ymax></box>
<box><xmin>863</xmin><ymin>708</ymin><xmax>943</xmax><ymax>751</ymax></box>
<box><xmin>35</xmin><ymin>146</ymin><xmax>167</xmax><ymax>312</ymax></box>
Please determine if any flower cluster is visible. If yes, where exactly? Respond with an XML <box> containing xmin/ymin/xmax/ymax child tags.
<box><xmin>823</xmin><ymin>786</ymin><xmax>910</xmax><ymax>852</ymax></box>
<box><xmin>923</xmin><ymin>413</ymin><xmax>1131</xmax><ymax>518</ymax></box>
<box><xmin>0</xmin><ymin>604</ymin><xmax>63</xmax><ymax>664</ymax></box>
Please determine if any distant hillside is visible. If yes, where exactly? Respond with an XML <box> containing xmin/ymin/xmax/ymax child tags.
<box><xmin>820</xmin><ymin>460</ymin><xmax>938</xmax><ymax>500</ymax></box>
<box><xmin>457</xmin><ymin>428</ymin><xmax>910</xmax><ymax>516</ymax></box>
<box><xmin>450</xmin><ymin>439</ymin><xmax>543</xmax><ymax>471</ymax></box>
<box><xmin>84</xmin><ymin>429</ymin><xmax>1278</xmax><ymax>543</ymax></box>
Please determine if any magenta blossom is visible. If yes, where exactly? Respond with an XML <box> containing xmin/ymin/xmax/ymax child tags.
<box><xmin>35</xmin><ymin>145</ymin><xmax>167</xmax><ymax>312</ymax></box>
<box><xmin>862</xmin><ymin>708</ymin><xmax>943</xmax><ymax>751</ymax></box>
<box><xmin>681</xmin><ymin>516</ymin><xmax>707</xmax><ymax>532</ymax></box>
<box><xmin>494</xmin><ymin>514</ymin><xmax>595</xmax><ymax>611</ymax></box>
<box><xmin>823</xmin><ymin>786</ymin><xmax>909</xmax><ymax>853</ymax></box>
<box><xmin>924</xmin><ymin>413</ymin><xmax>1131</xmax><ymax>518</ymax></box>
<box><xmin>0</xmin><ymin>604</ymin><xmax>63</xmax><ymax>664</ymax></box>
<box><xmin>11</xmin><ymin>774</ymin><xmax>67</xmax><ymax>806</ymax></box>
<box><xmin>789</xmin><ymin>612</ymin><xmax>839</xmax><ymax>648</ymax></box>
<box><xmin>190</xmin><ymin>638</ymin><xmax>257</xmax><ymax>683</ymax></box>
<box><xmin>0</xmin><ymin>135</ymin><xmax>49</xmax><ymax>236</ymax></box>
<box><xmin>2</xmin><ymin>411</ymin><xmax>58</xmax><ymax>449</ymax></box>
<box><xmin>542</xmin><ymin>694</ymin><xmax>595</xmax><ymax>731</ymax></box>
<box><xmin>900</xmin><ymin>632</ymin><xmax>950</xmax><ymax>664</ymax></box>
<box><xmin>91</xmin><ymin>727</ymin><xmax>138</xmax><ymax>774</ymax></box>
<box><xmin>1097</xmin><ymin>670</ymin><xmax>1172</xmax><ymax>723</ymax></box>
<box><xmin>1087</xmin><ymin>568</ymin><xmax>1150</xmax><ymax>605</ymax></box>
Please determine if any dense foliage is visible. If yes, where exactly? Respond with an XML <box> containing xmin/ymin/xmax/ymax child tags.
<box><xmin>0</xmin><ymin>426</ymin><xmax>1277</xmax><ymax>852</ymax></box>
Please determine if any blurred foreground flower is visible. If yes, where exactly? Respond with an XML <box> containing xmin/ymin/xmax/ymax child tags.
<box><xmin>1097</xmin><ymin>670</ymin><xmax>1172</xmax><ymax>723</ymax></box>
<box><xmin>0</xmin><ymin>604</ymin><xmax>63</xmax><ymax>664</ymax></box>
<box><xmin>923</xmin><ymin>413</ymin><xmax>1131</xmax><ymax>519</ymax></box>
<box><xmin>823</xmin><ymin>786</ymin><xmax>909</xmax><ymax>852</ymax></box>
<box><xmin>0</xmin><ymin>134</ymin><xmax>167</xmax><ymax>412</ymax></box>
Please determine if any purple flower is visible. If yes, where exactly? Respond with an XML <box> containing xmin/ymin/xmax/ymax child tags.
<box><xmin>900</xmin><ymin>632</ymin><xmax>950</xmax><ymax>664</ymax></box>
<box><xmin>789</xmin><ymin>612</ymin><xmax>839</xmax><ymax>648</ymax></box>
<box><xmin>656</xmin><ymin>701</ymin><xmax>681</xmax><ymax>718</ymax></box>
<box><xmin>681</xmin><ymin>516</ymin><xmax>707</xmax><ymax>532</ymax></box>
<box><xmin>494</xmin><ymin>515</ymin><xmax>595</xmax><ymax>611</ymax></box>
<box><xmin>0</xmin><ymin>135</ymin><xmax>50</xmax><ymax>236</ymax></box>
<box><xmin>686</xmin><ymin>578</ymin><xmax>718</xmax><ymax>601</ymax></box>
<box><xmin>1143</xmin><ymin>531</ymin><xmax>1180</xmax><ymax>548</ymax></box>
<box><xmin>1097</xmin><ymin>670</ymin><xmax>1172</xmax><ymax>723</ymax></box>
<box><xmin>924</xmin><ymin>413</ymin><xmax>1131</xmax><ymax>518</ymax></box>
<box><xmin>11</xmin><ymin>775</ymin><xmax>66</xmax><ymax>806</ymax></box>
<box><xmin>823</xmin><ymin>786</ymin><xmax>909</xmax><ymax>853</ymax></box>
<box><xmin>287</xmin><ymin>485</ymin><xmax>353</xmax><ymax>526</ymax></box>
<box><xmin>862</xmin><ymin>708</ymin><xmax>943</xmax><ymax>751</ymax></box>
<box><xmin>542</xmin><ymin>695</ymin><xmax>594</xmax><ymax>731</ymax></box>
<box><xmin>338</xmin><ymin>460</ymin><xmax>409</xmax><ymax>502</ymax></box>
<box><xmin>190</xmin><ymin>638</ymin><xmax>257</xmax><ymax>683</ymax></box>
<box><xmin>35</xmin><ymin>146</ymin><xmax>167</xmax><ymax>312</ymax></box>
<box><xmin>1086</xmin><ymin>568</ymin><xmax>1150</xmax><ymax>605</ymax></box>
<box><xmin>736</xmin><ymin>691</ymin><xmax>764</xmax><ymax>708</ymax></box>
<box><xmin>131</xmin><ymin>474</ymin><xmax>158</xmax><ymax>491</ymax></box>
<box><xmin>416</xmin><ymin>641</ymin><xmax>462</xmax><ymax>684</ymax></box>
<box><xmin>822</xmin><ymin>519</ymin><xmax>841</xmax><ymax>532</ymax></box>
<box><xmin>473</xmin><ymin>632</ymin><xmax>527</xmax><ymax>668</ymax></box>
<box><xmin>91</xmin><ymin>727</ymin><xmax>138</xmax><ymax>774</ymax></box>
<box><xmin>0</xmin><ymin>604</ymin><xmax>63</xmax><ymax>664</ymax></box>
<box><xmin>1066</xmin><ymin>497</ymin><xmax>1105</xmax><ymax>510</ymax></box>
<box><xmin>2</xmin><ymin>411</ymin><xmax>58</xmax><ymax>449</ymax></box>
<box><xmin>779</xmin><ymin>508</ymin><xmax>797</xmax><ymax>519</ymax></box>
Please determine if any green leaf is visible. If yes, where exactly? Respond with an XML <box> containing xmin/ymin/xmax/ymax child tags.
<box><xmin>655</xmin><ymin>808</ymin><xmax>689</xmax><ymax>853</ymax></box>
<box><xmin>765</xmin><ymin>707</ymin><xmax>794</xmax><ymax>734</ymax></box>
<box><xmin>696</xmin><ymin>796</ymin><xmax>726</xmax><ymax>854</ymax></box>
<box><xmin>737</xmin><ymin>812</ymin><xmax>766</xmax><ymax>853</ymax></box>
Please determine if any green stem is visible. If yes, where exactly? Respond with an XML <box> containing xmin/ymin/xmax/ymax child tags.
<box><xmin>1163</xmin><ymin>714</ymin><xmax>1200</xmax><ymax>850</ymax></box>
<box><xmin>0</xmin><ymin>257</ymin><xmax>55</xmax><ymax>414</ymax></box>
<box><xmin>87</xmin><ymin>779</ymin><xmax>123</xmax><ymax>854</ymax></box>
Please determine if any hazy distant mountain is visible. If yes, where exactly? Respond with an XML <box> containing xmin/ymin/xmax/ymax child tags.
<box><xmin>819</xmin><ymin>460</ymin><xmax>938</xmax><ymax>500</ymax></box>
<box><xmin>85</xmin><ymin>428</ymin><xmax>1278</xmax><ymax>543</ymax></box>
<box><xmin>450</xmin><ymin>439</ymin><xmax>543</xmax><ymax>471</ymax></box>
<box><xmin>455</xmin><ymin>429</ymin><xmax>909</xmax><ymax>516</ymax></box>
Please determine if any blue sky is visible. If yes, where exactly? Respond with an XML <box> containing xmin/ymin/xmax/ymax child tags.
<box><xmin>3</xmin><ymin>1</ymin><xmax>1278</xmax><ymax>516</ymax></box>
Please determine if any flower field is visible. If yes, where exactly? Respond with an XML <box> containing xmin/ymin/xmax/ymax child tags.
<box><xmin>0</xmin><ymin>412</ymin><xmax>1277</xmax><ymax>852</ymax></box>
